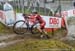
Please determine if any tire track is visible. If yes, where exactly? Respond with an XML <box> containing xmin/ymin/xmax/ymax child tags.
<box><xmin>0</xmin><ymin>34</ymin><xmax>17</xmax><ymax>41</ymax></box>
<box><xmin>0</xmin><ymin>39</ymin><xmax>24</xmax><ymax>48</ymax></box>
<box><xmin>0</xmin><ymin>34</ymin><xmax>25</xmax><ymax>48</ymax></box>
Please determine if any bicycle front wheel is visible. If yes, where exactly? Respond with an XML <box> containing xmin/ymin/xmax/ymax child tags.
<box><xmin>13</xmin><ymin>20</ymin><xmax>28</xmax><ymax>35</ymax></box>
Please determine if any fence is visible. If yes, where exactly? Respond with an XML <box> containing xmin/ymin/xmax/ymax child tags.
<box><xmin>0</xmin><ymin>0</ymin><xmax>56</xmax><ymax>16</ymax></box>
<box><xmin>0</xmin><ymin>0</ymin><xmax>74</xmax><ymax>16</ymax></box>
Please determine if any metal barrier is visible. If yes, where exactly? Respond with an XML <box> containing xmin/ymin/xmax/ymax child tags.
<box><xmin>0</xmin><ymin>0</ymin><xmax>54</xmax><ymax>16</ymax></box>
<box><xmin>0</xmin><ymin>0</ymin><xmax>74</xmax><ymax>16</ymax></box>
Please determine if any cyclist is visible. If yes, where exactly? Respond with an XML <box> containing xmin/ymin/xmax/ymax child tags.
<box><xmin>30</xmin><ymin>10</ymin><xmax>50</xmax><ymax>39</ymax></box>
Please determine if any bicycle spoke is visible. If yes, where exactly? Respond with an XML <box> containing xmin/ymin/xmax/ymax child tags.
<box><xmin>13</xmin><ymin>20</ymin><xmax>28</xmax><ymax>34</ymax></box>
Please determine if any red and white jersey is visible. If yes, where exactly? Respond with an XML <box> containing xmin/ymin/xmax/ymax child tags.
<box><xmin>34</xmin><ymin>14</ymin><xmax>45</xmax><ymax>23</ymax></box>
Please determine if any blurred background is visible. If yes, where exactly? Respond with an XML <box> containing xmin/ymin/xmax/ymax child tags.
<box><xmin>0</xmin><ymin>0</ymin><xmax>75</xmax><ymax>16</ymax></box>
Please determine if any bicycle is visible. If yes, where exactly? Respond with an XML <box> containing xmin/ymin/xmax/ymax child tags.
<box><xmin>13</xmin><ymin>16</ymin><xmax>39</xmax><ymax>35</ymax></box>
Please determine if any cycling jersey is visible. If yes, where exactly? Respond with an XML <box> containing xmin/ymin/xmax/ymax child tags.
<box><xmin>35</xmin><ymin>14</ymin><xmax>45</xmax><ymax>23</ymax></box>
<box><xmin>34</xmin><ymin>14</ymin><xmax>46</xmax><ymax>29</ymax></box>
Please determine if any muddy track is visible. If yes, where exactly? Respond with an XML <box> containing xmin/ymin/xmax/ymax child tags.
<box><xmin>0</xmin><ymin>34</ymin><xmax>17</xmax><ymax>41</ymax></box>
<box><xmin>0</xmin><ymin>33</ymin><xmax>42</xmax><ymax>48</ymax></box>
<box><xmin>0</xmin><ymin>39</ymin><xmax>24</xmax><ymax>48</ymax></box>
<box><xmin>0</xmin><ymin>33</ymin><xmax>73</xmax><ymax>48</ymax></box>
<box><xmin>0</xmin><ymin>33</ymin><xmax>39</xmax><ymax>41</ymax></box>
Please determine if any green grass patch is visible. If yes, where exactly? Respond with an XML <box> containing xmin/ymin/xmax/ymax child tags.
<box><xmin>0</xmin><ymin>39</ymin><xmax>74</xmax><ymax>51</ymax></box>
<box><xmin>0</xmin><ymin>22</ymin><xmax>14</xmax><ymax>34</ymax></box>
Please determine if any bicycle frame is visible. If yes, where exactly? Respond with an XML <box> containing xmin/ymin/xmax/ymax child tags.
<box><xmin>23</xmin><ymin>16</ymin><xmax>37</xmax><ymax>30</ymax></box>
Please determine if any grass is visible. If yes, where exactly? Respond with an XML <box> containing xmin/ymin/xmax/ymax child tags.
<box><xmin>0</xmin><ymin>20</ymin><xmax>75</xmax><ymax>51</ymax></box>
<box><xmin>0</xmin><ymin>22</ymin><xmax>14</xmax><ymax>34</ymax></box>
<box><xmin>0</xmin><ymin>39</ymin><xmax>75</xmax><ymax>51</ymax></box>
<box><xmin>0</xmin><ymin>7</ymin><xmax>75</xmax><ymax>51</ymax></box>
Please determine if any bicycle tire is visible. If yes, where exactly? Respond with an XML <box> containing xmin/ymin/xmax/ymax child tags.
<box><xmin>31</xmin><ymin>24</ymin><xmax>39</xmax><ymax>34</ymax></box>
<box><xmin>13</xmin><ymin>20</ymin><xmax>28</xmax><ymax>35</ymax></box>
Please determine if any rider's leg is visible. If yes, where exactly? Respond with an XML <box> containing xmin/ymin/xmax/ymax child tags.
<box><xmin>42</xmin><ymin>29</ymin><xmax>47</xmax><ymax>35</ymax></box>
<box><xmin>37</xmin><ymin>26</ymin><xmax>43</xmax><ymax>33</ymax></box>
<box><xmin>36</xmin><ymin>26</ymin><xmax>44</xmax><ymax>38</ymax></box>
<box><xmin>36</xmin><ymin>22</ymin><xmax>50</xmax><ymax>38</ymax></box>
<box><xmin>40</xmin><ymin>22</ymin><xmax>46</xmax><ymax>34</ymax></box>
<box><xmin>40</xmin><ymin>24</ymin><xmax>50</xmax><ymax>38</ymax></box>
<box><xmin>36</xmin><ymin>26</ymin><xmax>50</xmax><ymax>38</ymax></box>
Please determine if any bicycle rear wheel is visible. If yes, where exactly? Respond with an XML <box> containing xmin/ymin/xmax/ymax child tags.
<box><xmin>31</xmin><ymin>24</ymin><xmax>40</xmax><ymax>34</ymax></box>
<box><xmin>13</xmin><ymin>20</ymin><xmax>28</xmax><ymax>35</ymax></box>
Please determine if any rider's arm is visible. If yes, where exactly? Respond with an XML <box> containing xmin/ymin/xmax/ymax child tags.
<box><xmin>28</xmin><ymin>16</ymin><xmax>34</xmax><ymax>19</ymax></box>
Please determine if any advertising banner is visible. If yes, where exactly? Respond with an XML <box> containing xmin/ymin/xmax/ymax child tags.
<box><xmin>49</xmin><ymin>17</ymin><xmax>61</xmax><ymax>28</ymax></box>
<box><xmin>3</xmin><ymin>2</ymin><xmax>15</xmax><ymax>25</ymax></box>
<box><xmin>0</xmin><ymin>10</ymin><xmax>6</xmax><ymax>24</ymax></box>
<box><xmin>4</xmin><ymin>10</ymin><xmax>15</xmax><ymax>25</ymax></box>
<box><xmin>15</xmin><ymin>14</ymin><xmax>62</xmax><ymax>28</ymax></box>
